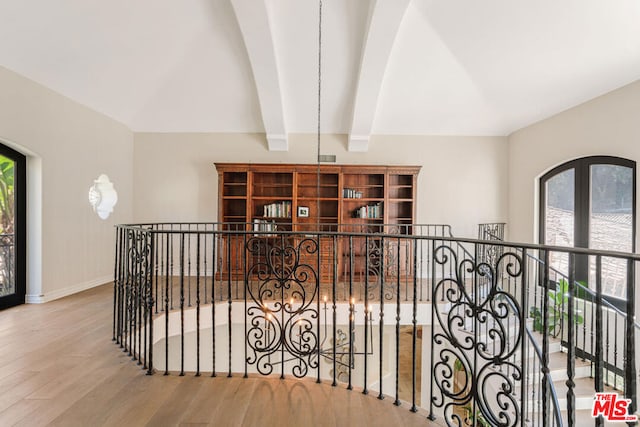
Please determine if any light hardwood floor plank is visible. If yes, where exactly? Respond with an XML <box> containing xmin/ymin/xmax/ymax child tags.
<box><xmin>0</xmin><ymin>284</ymin><xmax>436</xmax><ymax>427</ymax></box>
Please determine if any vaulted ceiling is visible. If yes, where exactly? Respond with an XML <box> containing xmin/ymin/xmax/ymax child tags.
<box><xmin>0</xmin><ymin>0</ymin><xmax>639</xmax><ymax>150</ymax></box>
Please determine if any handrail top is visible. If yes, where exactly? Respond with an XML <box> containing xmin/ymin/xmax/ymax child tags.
<box><xmin>115</xmin><ymin>222</ymin><xmax>640</xmax><ymax>261</ymax></box>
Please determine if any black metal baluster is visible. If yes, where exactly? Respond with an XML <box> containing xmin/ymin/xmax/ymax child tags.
<box><xmin>116</xmin><ymin>228</ymin><xmax>124</xmax><ymax>345</ymax></box>
<box><xmin>428</xmin><ymin>239</ymin><xmax>436</xmax><ymax>421</ymax></box>
<box><xmin>418</xmin><ymin>238</ymin><xmax>423</xmax><ymax>301</ymax></box>
<box><xmin>244</xmin><ymin>232</ymin><xmax>248</xmax><ymax>379</ymax></box>
<box><xmin>120</xmin><ymin>228</ymin><xmax>127</xmax><ymax>347</ymax></box>
<box><xmin>116</xmin><ymin>228</ymin><xmax>122</xmax><ymax>346</ymax></box>
<box><xmin>331</xmin><ymin>234</ymin><xmax>337</xmax><ymax>387</ymax></box>
<box><xmin>133</xmin><ymin>234</ymin><xmax>147</xmax><ymax>365</ymax></box>
<box><xmin>363</xmin><ymin>235</ymin><xmax>369</xmax><ymax>395</ymax></box>
<box><xmin>566</xmin><ymin>253</ymin><xmax>576</xmax><ymax>427</ymax></box>
<box><xmin>590</xmin><ymin>276</ymin><xmax>595</xmax><ymax>374</ymax></box>
<box><xmin>521</xmin><ymin>248</ymin><xmax>528</xmax><ymax>427</ymax></box>
<box><xmin>188</xmin><ymin>227</ymin><xmax>192</xmax><ymax>307</ymax></box>
<box><xmin>203</xmin><ymin>225</ymin><xmax>208</xmax><ymax>308</ymax></box>
<box><xmin>125</xmin><ymin>231</ymin><xmax>132</xmax><ymax>353</ymax></box>
<box><xmin>348</xmin><ymin>235</ymin><xmax>354</xmax><ymax>390</ymax></box>
<box><xmin>280</xmin><ymin>233</ymin><xmax>285</xmax><ymax>380</ymax></box>
<box><xmin>212</xmin><ymin>231</ymin><xmax>217</xmax><ymax>377</ymax></box>
<box><xmin>228</xmin><ymin>233</ymin><xmax>233</xmax><ymax>378</ymax></box>
<box><xmin>129</xmin><ymin>231</ymin><xmax>136</xmax><ymax>358</ymax></box>
<box><xmin>378</xmin><ymin>236</ymin><xmax>385</xmax><ymax>400</ymax></box>
<box><xmin>154</xmin><ymin>226</ymin><xmax>159</xmax><ymax>315</ymax></box>
<box><xmin>445</xmin><ymin>237</ymin><xmax>451</xmax><ymax>303</ymax></box>
<box><xmin>124</xmin><ymin>231</ymin><xmax>136</xmax><ymax>356</ymax></box>
<box><xmin>235</xmin><ymin>233</ymin><xmax>241</xmax><ymax>301</ymax></box>
<box><xmin>606</xmin><ymin>306</ymin><xmax>611</xmax><ymax>387</ymax></box>
<box><xmin>472</xmin><ymin>243</ymin><xmax>479</xmax><ymax>427</ymax></box>
<box><xmin>147</xmin><ymin>232</ymin><xmax>155</xmax><ymax>375</ymax></box>
<box><xmin>130</xmin><ymin>231</ymin><xmax>137</xmax><ymax>357</ymax></box>
<box><xmin>394</xmin><ymin>236</ymin><xmax>401</xmax><ymax>406</ymax></box>
<box><xmin>113</xmin><ymin>228</ymin><xmax>120</xmax><ymax>342</ymax></box>
<box><xmin>405</xmin><ymin>237</ymin><xmax>410</xmax><ymax>303</ymax></box>
<box><xmin>411</xmin><ymin>238</ymin><xmax>418</xmax><ymax>413</ymax></box>
<box><xmin>581</xmin><ymin>291</ymin><xmax>587</xmax><ymax>361</ymax></box>
<box><xmin>531</xmin><ymin>348</ymin><xmax>537</xmax><ymax>427</ymax></box>
<box><xmin>142</xmin><ymin>233</ymin><xmax>148</xmax><ymax>369</ymax></box>
<box><xmin>317</xmin><ymin>233</ymin><xmax>321</xmax><ymax>385</ymax></box>
<box><xmin>541</xmin><ymin>250</ymin><xmax>550</xmax><ymax>426</ymax></box>
<box><xmin>179</xmin><ymin>233</ymin><xmax>185</xmax><ymax>376</ymax></box>
<box><xmin>164</xmin><ymin>232</ymin><xmax>170</xmax><ymax>375</ymax></box>
<box><xmin>170</xmin><ymin>227</ymin><xmax>174</xmax><ymax>310</ymax></box>
<box><xmin>614</xmin><ymin>312</ymin><xmax>619</xmax><ymax>388</ymax></box>
<box><xmin>158</xmin><ymin>230</ymin><xmax>163</xmax><ymax>315</ymax></box>
<box><xmin>196</xmin><ymin>233</ymin><xmax>201</xmax><ymax>377</ymax></box>
<box><xmin>624</xmin><ymin>258</ymin><xmax>636</xmax><ymax>420</ymax></box>
<box><xmin>594</xmin><ymin>255</ymin><xmax>603</xmax><ymax>426</ymax></box>
<box><xmin>507</xmin><ymin>253</ymin><xmax>512</xmax><ymax>381</ymax></box>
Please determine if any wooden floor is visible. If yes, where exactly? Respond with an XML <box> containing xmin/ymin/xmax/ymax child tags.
<box><xmin>0</xmin><ymin>284</ymin><xmax>436</xmax><ymax>427</ymax></box>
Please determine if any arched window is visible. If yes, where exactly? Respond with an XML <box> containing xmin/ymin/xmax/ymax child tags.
<box><xmin>540</xmin><ymin>156</ymin><xmax>636</xmax><ymax>305</ymax></box>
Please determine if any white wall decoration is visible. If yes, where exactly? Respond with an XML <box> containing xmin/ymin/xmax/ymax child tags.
<box><xmin>88</xmin><ymin>174</ymin><xmax>118</xmax><ymax>220</ymax></box>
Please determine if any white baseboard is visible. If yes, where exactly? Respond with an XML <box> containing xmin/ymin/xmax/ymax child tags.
<box><xmin>26</xmin><ymin>275</ymin><xmax>112</xmax><ymax>304</ymax></box>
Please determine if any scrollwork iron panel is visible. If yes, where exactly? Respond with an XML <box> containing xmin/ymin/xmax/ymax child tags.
<box><xmin>245</xmin><ymin>237</ymin><xmax>320</xmax><ymax>378</ymax></box>
<box><xmin>431</xmin><ymin>245</ymin><xmax>523</xmax><ymax>427</ymax></box>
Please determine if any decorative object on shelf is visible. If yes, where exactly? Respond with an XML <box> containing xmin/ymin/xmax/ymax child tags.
<box><xmin>88</xmin><ymin>174</ymin><xmax>118</xmax><ymax>220</ymax></box>
<box><xmin>298</xmin><ymin>206</ymin><xmax>310</xmax><ymax>217</ymax></box>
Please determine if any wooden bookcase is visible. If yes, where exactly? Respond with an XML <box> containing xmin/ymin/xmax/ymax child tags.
<box><xmin>215</xmin><ymin>163</ymin><xmax>420</xmax><ymax>281</ymax></box>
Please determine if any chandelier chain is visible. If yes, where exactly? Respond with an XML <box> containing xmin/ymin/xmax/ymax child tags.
<box><xmin>316</xmin><ymin>0</ymin><xmax>322</xmax><ymax>227</ymax></box>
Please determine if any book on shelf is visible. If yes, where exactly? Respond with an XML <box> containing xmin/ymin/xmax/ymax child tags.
<box><xmin>262</xmin><ymin>201</ymin><xmax>291</xmax><ymax>218</ymax></box>
<box><xmin>342</xmin><ymin>188</ymin><xmax>363</xmax><ymax>199</ymax></box>
<box><xmin>253</xmin><ymin>219</ymin><xmax>278</xmax><ymax>236</ymax></box>
<box><xmin>353</xmin><ymin>202</ymin><xmax>382</xmax><ymax>219</ymax></box>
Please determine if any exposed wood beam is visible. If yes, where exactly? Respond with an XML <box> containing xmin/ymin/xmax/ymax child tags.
<box><xmin>231</xmin><ymin>0</ymin><xmax>288</xmax><ymax>151</ymax></box>
<box><xmin>348</xmin><ymin>0</ymin><xmax>411</xmax><ymax>152</ymax></box>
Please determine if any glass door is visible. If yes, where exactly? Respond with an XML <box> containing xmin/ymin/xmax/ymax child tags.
<box><xmin>588</xmin><ymin>163</ymin><xmax>634</xmax><ymax>300</ymax></box>
<box><xmin>540</xmin><ymin>156</ymin><xmax>635</xmax><ymax>307</ymax></box>
<box><xmin>0</xmin><ymin>143</ymin><xmax>25</xmax><ymax>310</ymax></box>
<box><xmin>542</xmin><ymin>166</ymin><xmax>575</xmax><ymax>277</ymax></box>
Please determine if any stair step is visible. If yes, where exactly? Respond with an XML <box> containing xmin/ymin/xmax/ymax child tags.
<box><xmin>551</xmin><ymin>376</ymin><xmax>616</xmax><ymax>410</ymax></box>
<box><xmin>563</xmin><ymin>408</ymin><xmax>630</xmax><ymax>426</ymax></box>
<box><xmin>547</xmin><ymin>350</ymin><xmax>592</xmax><ymax>381</ymax></box>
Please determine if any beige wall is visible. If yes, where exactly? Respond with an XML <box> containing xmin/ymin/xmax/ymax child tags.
<box><xmin>508</xmin><ymin>80</ymin><xmax>640</xmax><ymax>244</ymax></box>
<box><xmin>0</xmin><ymin>65</ymin><xmax>133</xmax><ymax>301</ymax></box>
<box><xmin>133</xmin><ymin>133</ymin><xmax>508</xmax><ymax>237</ymax></box>
<box><xmin>0</xmin><ymin>54</ymin><xmax>635</xmax><ymax>303</ymax></box>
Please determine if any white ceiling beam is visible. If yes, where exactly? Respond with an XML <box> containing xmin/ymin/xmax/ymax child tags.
<box><xmin>231</xmin><ymin>0</ymin><xmax>288</xmax><ymax>151</ymax></box>
<box><xmin>348</xmin><ymin>0</ymin><xmax>411</xmax><ymax>152</ymax></box>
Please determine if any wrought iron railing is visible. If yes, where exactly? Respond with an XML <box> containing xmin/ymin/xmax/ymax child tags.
<box><xmin>113</xmin><ymin>223</ymin><xmax>639</xmax><ymax>427</ymax></box>
<box><xmin>479</xmin><ymin>222</ymin><xmax>639</xmax><ymax>426</ymax></box>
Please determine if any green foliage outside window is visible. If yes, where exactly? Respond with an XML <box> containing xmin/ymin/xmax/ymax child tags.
<box><xmin>0</xmin><ymin>154</ymin><xmax>14</xmax><ymax>234</ymax></box>
<box><xmin>529</xmin><ymin>278</ymin><xmax>585</xmax><ymax>337</ymax></box>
